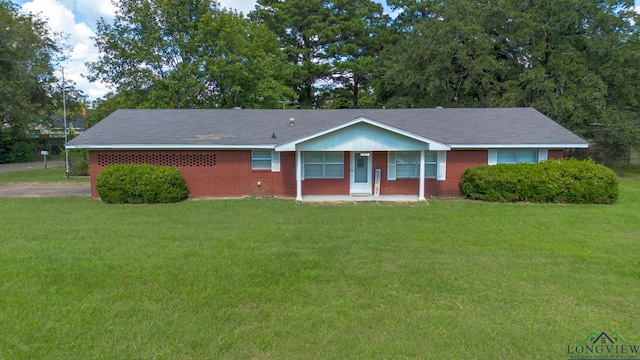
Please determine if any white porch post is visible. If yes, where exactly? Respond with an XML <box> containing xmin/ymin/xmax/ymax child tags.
<box><xmin>419</xmin><ymin>150</ymin><xmax>426</xmax><ymax>201</ymax></box>
<box><xmin>296</xmin><ymin>150</ymin><xmax>303</xmax><ymax>201</ymax></box>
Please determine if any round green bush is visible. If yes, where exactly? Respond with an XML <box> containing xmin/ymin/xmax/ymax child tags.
<box><xmin>461</xmin><ymin>158</ymin><xmax>618</xmax><ymax>204</ymax></box>
<box><xmin>96</xmin><ymin>164</ymin><xmax>188</xmax><ymax>204</ymax></box>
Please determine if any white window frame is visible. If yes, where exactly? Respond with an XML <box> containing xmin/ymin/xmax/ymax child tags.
<box><xmin>393</xmin><ymin>151</ymin><xmax>437</xmax><ymax>179</ymax></box>
<box><xmin>488</xmin><ymin>149</ymin><xmax>547</xmax><ymax>165</ymax></box>
<box><xmin>303</xmin><ymin>151</ymin><xmax>344</xmax><ymax>178</ymax></box>
<box><xmin>252</xmin><ymin>150</ymin><xmax>272</xmax><ymax>170</ymax></box>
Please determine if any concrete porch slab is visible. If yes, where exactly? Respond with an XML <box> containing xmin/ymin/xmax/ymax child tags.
<box><xmin>301</xmin><ymin>195</ymin><xmax>421</xmax><ymax>202</ymax></box>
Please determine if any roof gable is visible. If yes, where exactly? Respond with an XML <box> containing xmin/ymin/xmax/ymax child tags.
<box><xmin>276</xmin><ymin>117</ymin><xmax>450</xmax><ymax>152</ymax></box>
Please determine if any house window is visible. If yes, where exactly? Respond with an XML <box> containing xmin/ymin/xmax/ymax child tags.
<box><xmin>497</xmin><ymin>149</ymin><xmax>538</xmax><ymax>164</ymax></box>
<box><xmin>396</xmin><ymin>151</ymin><xmax>437</xmax><ymax>178</ymax></box>
<box><xmin>304</xmin><ymin>152</ymin><xmax>344</xmax><ymax>178</ymax></box>
<box><xmin>252</xmin><ymin>150</ymin><xmax>272</xmax><ymax>169</ymax></box>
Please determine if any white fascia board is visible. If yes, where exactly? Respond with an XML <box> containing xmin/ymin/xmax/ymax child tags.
<box><xmin>449</xmin><ymin>143</ymin><xmax>589</xmax><ymax>149</ymax></box>
<box><xmin>64</xmin><ymin>144</ymin><xmax>277</xmax><ymax>150</ymax></box>
<box><xmin>275</xmin><ymin>117</ymin><xmax>451</xmax><ymax>152</ymax></box>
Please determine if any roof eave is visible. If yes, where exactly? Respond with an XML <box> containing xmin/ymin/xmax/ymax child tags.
<box><xmin>449</xmin><ymin>143</ymin><xmax>589</xmax><ymax>149</ymax></box>
<box><xmin>65</xmin><ymin>144</ymin><xmax>277</xmax><ymax>150</ymax></box>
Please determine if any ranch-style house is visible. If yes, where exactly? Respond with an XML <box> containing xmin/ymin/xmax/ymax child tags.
<box><xmin>65</xmin><ymin>108</ymin><xmax>589</xmax><ymax>201</ymax></box>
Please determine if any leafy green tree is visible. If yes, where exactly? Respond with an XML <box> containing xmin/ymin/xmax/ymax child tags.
<box><xmin>250</xmin><ymin>0</ymin><xmax>332</xmax><ymax>107</ymax></box>
<box><xmin>379</xmin><ymin>0</ymin><xmax>640</xmax><ymax>162</ymax></box>
<box><xmin>251</xmin><ymin>0</ymin><xmax>389</xmax><ymax>108</ymax></box>
<box><xmin>88</xmin><ymin>0</ymin><xmax>294</xmax><ymax>110</ymax></box>
<box><xmin>324</xmin><ymin>0</ymin><xmax>389</xmax><ymax>108</ymax></box>
<box><xmin>86</xmin><ymin>91</ymin><xmax>145</xmax><ymax>127</ymax></box>
<box><xmin>0</xmin><ymin>0</ymin><xmax>61</xmax><ymax>162</ymax></box>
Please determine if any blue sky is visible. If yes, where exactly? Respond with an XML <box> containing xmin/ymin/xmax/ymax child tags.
<box><xmin>11</xmin><ymin>0</ymin><xmax>640</xmax><ymax>100</ymax></box>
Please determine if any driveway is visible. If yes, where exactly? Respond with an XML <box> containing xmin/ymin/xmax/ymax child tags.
<box><xmin>0</xmin><ymin>161</ymin><xmax>91</xmax><ymax>197</ymax></box>
<box><xmin>0</xmin><ymin>182</ymin><xmax>91</xmax><ymax>197</ymax></box>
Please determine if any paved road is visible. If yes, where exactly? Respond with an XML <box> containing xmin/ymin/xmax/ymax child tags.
<box><xmin>0</xmin><ymin>160</ymin><xmax>91</xmax><ymax>197</ymax></box>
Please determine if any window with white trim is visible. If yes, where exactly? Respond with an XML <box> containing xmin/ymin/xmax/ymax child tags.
<box><xmin>304</xmin><ymin>152</ymin><xmax>344</xmax><ymax>178</ymax></box>
<box><xmin>496</xmin><ymin>149</ymin><xmax>538</xmax><ymax>164</ymax></box>
<box><xmin>252</xmin><ymin>150</ymin><xmax>272</xmax><ymax>169</ymax></box>
<box><xmin>395</xmin><ymin>151</ymin><xmax>437</xmax><ymax>178</ymax></box>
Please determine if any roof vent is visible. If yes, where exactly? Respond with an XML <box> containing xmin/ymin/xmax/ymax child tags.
<box><xmin>271</xmin><ymin>132</ymin><xmax>277</xmax><ymax>139</ymax></box>
<box><xmin>435</xmin><ymin>106</ymin><xmax>443</xmax><ymax>109</ymax></box>
<box><xmin>289</xmin><ymin>118</ymin><xmax>295</xmax><ymax>127</ymax></box>
<box><xmin>233</xmin><ymin>106</ymin><xmax>242</xmax><ymax>110</ymax></box>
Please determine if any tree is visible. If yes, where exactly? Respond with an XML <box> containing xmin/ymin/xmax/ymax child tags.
<box><xmin>378</xmin><ymin>0</ymin><xmax>640</xmax><ymax>162</ymax></box>
<box><xmin>87</xmin><ymin>0</ymin><xmax>294</xmax><ymax>110</ymax></box>
<box><xmin>0</xmin><ymin>0</ymin><xmax>61</xmax><ymax>162</ymax></box>
<box><xmin>324</xmin><ymin>0</ymin><xmax>389</xmax><ymax>108</ymax></box>
<box><xmin>251</xmin><ymin>0</ymin><xmax>389</xmax><ymax>108</ymax></box>
<box><xmin>250</xmin><ymin>0</ymin><xmax>332</xmax><ymax>107</ymax></box>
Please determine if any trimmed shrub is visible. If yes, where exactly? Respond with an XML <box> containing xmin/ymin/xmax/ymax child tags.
<box><xmin>96</xmin><ymin>164</ymin><xmax>188</xmax><ymax>204</ymax></box>
<box><xmin>461</xmin><ymin>159</ymin><xmax>618</xmax><ymax>204</ymax></box>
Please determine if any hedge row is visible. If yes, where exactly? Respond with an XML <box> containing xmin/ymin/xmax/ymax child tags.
<box><xmin>460</xmin><ymin>159</ymin><xmax>618</xmax><ymax>204</ymax></box>
<box><xmin>96</xmin><ymin>164</ymin><xmax>188</xmax><ymax>204</ymax></box>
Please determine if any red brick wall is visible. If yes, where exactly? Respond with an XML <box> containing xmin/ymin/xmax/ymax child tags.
<box><xmin>373</xmin><ymin>150</ymin><xmax>489</xmax><ymax>197</ymax></box>
<box><xmin>89</xmin><ymin>149</ymin><xmax>567</xmax><ymax>199</ymax></box>
<box><xmin>89</xmin><ymin>150</ymin><xmax>297</xmax><ymax>198</ymax></box>
<box><xmin>548</xmin><ymin>149</ymin><xmax>564</xmax><ymax>159</ymax></box>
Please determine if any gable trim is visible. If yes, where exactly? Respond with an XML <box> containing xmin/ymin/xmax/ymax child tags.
<box><xmin>275</xmin><ymin>117</ymin><xmax>450</xmax><ymax>152</ymax></box>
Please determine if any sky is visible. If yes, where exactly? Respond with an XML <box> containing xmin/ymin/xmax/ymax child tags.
<box><xmin>11</xmin><ymin>0</ymin><xmax>640</xmax><ymax>102</ymax></box>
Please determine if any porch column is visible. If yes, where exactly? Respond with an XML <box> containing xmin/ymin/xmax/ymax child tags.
<box><xmin>296</xmin><ymin>150</ymin><xmax>302</xmax><ymax>201</ymax></box>
<box><xmin>419</xmin><ymin>150</ymin><xmax>426</xmax><ymax>201</ymax></box>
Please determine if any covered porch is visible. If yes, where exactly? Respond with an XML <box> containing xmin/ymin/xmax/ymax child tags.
<box><xmin>275</xmin><ymin>117</ymin><xmax>450</xmax><ymax>201</ymax></box>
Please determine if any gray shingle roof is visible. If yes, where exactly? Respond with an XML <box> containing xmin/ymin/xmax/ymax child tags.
<box><xmin>66</xmin><ymin>108</ymin><xmax>588</xmax><ymax>148</ymax></box>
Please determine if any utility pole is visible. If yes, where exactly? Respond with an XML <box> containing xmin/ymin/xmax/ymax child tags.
<box><xmin>62</xmin><ymin>68</ymin><xmax>69</xmax><ymax>180</ymax></box>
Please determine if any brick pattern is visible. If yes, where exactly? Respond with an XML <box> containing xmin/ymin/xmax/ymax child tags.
<box><xmin>373</xmin><ymin>150</ymin><xmax>488</xmax><ymax>197</ymax></box>
<box><xmin>90</xmin><ymin>150</ymin><xmax>297</xmax><ymax>198</ymax></box>
<box><xmin>88</xmin><ymin>149</ymin><xmax>568</xmax><ymax>199</ymax></box>
<box><xmin>548</xmin><ymin>149</ymin><xmax>564</xmax><ymax>159</ymax></box>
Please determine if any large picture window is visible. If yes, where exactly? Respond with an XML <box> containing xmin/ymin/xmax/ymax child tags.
<box><xmin>396</xmin><ymin>151</ymin><xmax>437</xmax><ymax>178</ymax></box>
<box><xmin>304</xmin><ymin>152</ymin><xmax>344</xmax><ymax>178</ymax></box>
<box><xmin>252</xmin><ymin>150</ymin><xmax>272</xmax><ymax>169</ymax></box>
<box><xmin>497</xmin><ymin>149</ymin><xmax>538</xmax><ymax>164</ymax></box>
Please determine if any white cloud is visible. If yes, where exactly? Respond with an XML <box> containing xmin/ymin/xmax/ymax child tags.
<box><xmin>19</xmin><ymin>0</ymin><xmax>111</xmax><ymax>100</ymax></box>
<box><xmin>75</xmin><ymin>0</ymin><xmax>116</xmax><ymax>23</ymax></box>
<box><xmin>219</xmin><ymin>0</ymin><xmax>257</xmax><ymax>15</ymax></box>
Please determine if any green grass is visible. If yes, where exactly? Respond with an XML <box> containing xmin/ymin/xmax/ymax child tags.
<box><xmin>1</xmin><ymin>179</ymin><xmax>639</xmax><ymax>359</ymax></box>
<box><xmin>0</xmin><ymin>166</ymin><xmax>88</xmax><ymax>183</ymax></box>
<box><xmin>621</xmin><ymin>164</ymin><xmax>640</xmax><ymax>177</ymax></box>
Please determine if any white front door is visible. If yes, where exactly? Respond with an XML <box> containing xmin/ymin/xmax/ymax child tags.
<box><xmin>350</xmin><ymin>152</ymin><xmax>372</xmax><ymax>195</ymax></box>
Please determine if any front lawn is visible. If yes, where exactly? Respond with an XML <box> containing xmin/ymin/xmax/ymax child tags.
<box><xmin>1</xmin><ymin>178</ymin><xmax>639</xmax><ymax>359</ymax></box>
